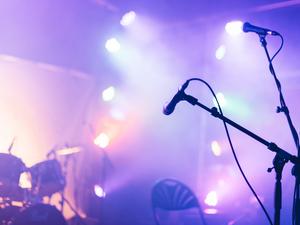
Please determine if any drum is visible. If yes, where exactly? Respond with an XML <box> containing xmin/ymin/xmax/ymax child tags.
<box><xmin>0</xmin><ymin>205</ymin><xmax>21</xmax><ymax>225</ymax></box>
<box><xmin>0</xmin><ymin>153</ymin><xmax>25</xmax><ymax>199</ymax></box>
<box><xmin>29</xmin><ymin>160</ymin><xmax>65</xmax><ymax>197</ymax></box>
<box><xmin>11</xmin><ymin>204</ymin><xmax>67</xmax><ymax>225</ymax></box>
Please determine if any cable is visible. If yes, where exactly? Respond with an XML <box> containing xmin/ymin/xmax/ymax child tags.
<box><xmin>264</xmin><ymin>33</ymin><xmax>300</xmax><ymax>225</ymax></box>
<box><xmin>269</xmin><ymin>34</ymin><xmax>299</xmax><ymax>150</ymax></box>
<box><xmin>271</xmin><ymin>34</ymin><xmax>298</xmax><ymax>225</ymax></box>
<box><xmin>187</xmin><ymin>77</ymin><xmax>274</xmax><ymax>225</ymax></box>
<box><xmin>269</xmin><ymin>34</ymin><xmax>300</xmax><ymax>225</ymax></box>
<box><xmin>270</xmin><ymin>34</ymin><xmax>284</xmax><ymax>63</ymax></box>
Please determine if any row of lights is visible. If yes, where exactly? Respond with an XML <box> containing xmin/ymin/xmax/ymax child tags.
<box><xmin>105</xmin><ymin>19</ymin><xmax>243</xmax><ymax>61</ymax></box>
<box><xmin>105</xmin><ymin>11</ymin><xmax>137</xmax><ymax>53</ymax></box>
<box><xmin>205</xmin><ymin>91</ymin><xmax>230</xmax><ymax>212</ymax></box>
<box><xmin>93</xmin><ymin>86</ymin><xmax>117</xmax><ymax>150</ymax></box>
<box><xmin>216</xmin><ymin>20</ymin><xmax>243</xmax><ymax>60</ymax></box>
<box><xmin>92</xmin><ymin>87</ymin><xmax>117</xmax><ymax>197</ymax></box>
<box><xmin>205</xmin><ymin>21</ymin><xmax>243</xmax><ymax>212</ymax></box>
<box><xmin>92</xmin><ymin>12</ymin><xmax>138</xmax><ymax>198</ymax></box>
<box><xmin>95</xmin><ymin>10</ymin><xmax>141</xmax><ymax>150</ymax></box>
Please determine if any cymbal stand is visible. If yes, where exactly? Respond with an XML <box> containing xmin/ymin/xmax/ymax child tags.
<box><xmin>60</xmin><ymin>154</ymin><xmax>71</xmax><ymax>213</ymax></box>
<box><xmin>59</xmin><ymin>153</ymin><xmax>82</xmax><ymax>219</ymax></box>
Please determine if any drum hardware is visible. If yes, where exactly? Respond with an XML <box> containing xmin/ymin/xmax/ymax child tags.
<box><xmin>59</xmin><ymin>149</ymin><xmax>78</xmax><ymax>213</ymax></box>
<box><xmin>29</xmin><ymin>159</ymin><xmax>66</xmax><ymax>197</ymax></box>
<box><xmin>7</xmin><ymin>137</ymin><xmax>16</xmax><ymax>155</ymax></box>
<box><xmin>0</xmin><ymin>152</ymin><xmax>26</xmax><ymax>225</ymax></box>
<box><xmin>57</xmin><ymin>147</ymin><xmax>85</xmax><ymax>224</ymax></box>
<box><xmin>37</xmin><ymin>147</ymin><xmax>82</xmax><ymax>218</ymax></box>
<box><xmin>0</xmin><ymin>153</ymin><xmax>26</xmax><ymax>200</ymax></box>
<box><xmin>0</xmin><ymin>147</ymin><xmax>84</xmax><ymax>225</ymax></box>
<box><xmin>46</xmin><ymin>146</ymin><xmax>81</xmax><ymax>160</ymax></box>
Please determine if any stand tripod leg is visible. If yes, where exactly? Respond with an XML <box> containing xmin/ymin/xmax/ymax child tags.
<box><xmin>270</xmin><ymin>153</ymin><xmax>286</xmax><ymax>225</ymax></box>
<box><xmin>274</xmin><ymin>180</ymin><xmax>282</xmax><ymax>225</ymax></box>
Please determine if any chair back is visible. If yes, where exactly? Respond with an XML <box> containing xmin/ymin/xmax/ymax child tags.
<box><xmin>151</xmin><ymin>178</ymin><xmax>207</xmax><ymax>225</ymax></box>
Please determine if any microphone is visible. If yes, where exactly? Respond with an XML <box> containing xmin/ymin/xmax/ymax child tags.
<box><xmin>243</xmin><ymin>22</ymin><xmax>279</xmax><ymax>36</ymax></box>
<box><xmin>163</xmin><ymin>81</ymin><xmax>189</xmax><ymax>115</ymax></box>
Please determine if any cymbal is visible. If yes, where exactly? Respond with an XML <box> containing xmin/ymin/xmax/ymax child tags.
<box><xmin>56</xmin><ymin>146</ymin><xmax>81</xmax><ymax>156</ymax></box>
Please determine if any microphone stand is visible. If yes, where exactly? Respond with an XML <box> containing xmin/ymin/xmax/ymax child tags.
<box><xmin>267</xmin><ymin>154</ymin><xmax>286</xmax><ymax>225</ymax></box>
<box><xmin>259</xmin><ymin>34</ymin><xmax>300</xmax><ymax>225</ymax></box>
<box><xmin>180</xmin><ymin>93</ymin><xmax>300</xmax><ymax>224</ymax></box>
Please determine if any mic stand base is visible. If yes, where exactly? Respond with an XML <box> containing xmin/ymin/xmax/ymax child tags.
<box><xmin>268</xmin><ymin>154</ymin><xmax>287</xmax><ymax>225</ymax></box>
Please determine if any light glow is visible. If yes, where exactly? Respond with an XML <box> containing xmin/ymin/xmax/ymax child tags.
<box><xmin>213</xmin><ymin>92</ymin><xmax>227</xmax><ymax>108</ymax></box>
<box><xmin>94</xmin><ymin>185</ymin><xmax>106</xmax><ymax>198</ymax></box>
<box><xmin>19</xmin><ymin>172</ymin><xmax>32</xmax><ymax>189</ymax></box>
<box><xmin>218</xmin><ymin>179</ymin><xmax>226</xmax><ymax>187</ymax></box>
<box><xmin>211</xmin><ymin>141</ymin><xmax>222</xmax><ymax>156</ymax></box>
<box><xmin>215</xmin><ymin>45</ymin><xmax>226</xmax><ymax>60</ymax></box>
<box><xmin>204</xmin><ymin>208</ymin><xmax>218</xmax><ymax>214</ymax></box>
<box><xmin>120</xmin><ymin>11</ymin><xmax>136</xmax><ymax>26</ymax></box>
<box><xmin>249</xmin><ymin>195</ymin><xmax>264</xmax><ymax>205</ymax></box>
<box><xmin>225</xmin><ymin>21</ymin><xmax>243</xmax><ymax>36</ymax></box>
<box><xmin>110</xmin><ymin>109</ymin><xmax>126</xmax><ymax>121</ymax></box>
<box><xmin>102</xmin><ymin>86</ymin><xmax>116</xmax><ymax>102</ymax></box>
<box><xmin>204</xmin><ymin>191</ymin><xmax>218</xmax><ymax>207</ymax></box>
<box><xmin>105</xmin><ymin>38</ymin><xmax>121</xmax><ymax>53</ymax></box>
<box><xmin>94</xmin><ymin>132</ymin><xmax>110</xmax><ymax>149</ymax></box>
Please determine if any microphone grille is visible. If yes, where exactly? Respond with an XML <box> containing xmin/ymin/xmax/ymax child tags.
<box><xmin>242</xmin><ymin>22</ymin><xmax>251</xmax><ymax>33</ymax></box>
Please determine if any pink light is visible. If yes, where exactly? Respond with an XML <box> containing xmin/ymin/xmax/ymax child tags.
<box><xmin>204</xmin><ymin>208</ymin><xmax>218</xmax><ymax>214</ymax></box>
<box><xmin>110</xmin><ymin>109</ymin><xmax>126</xmax><ymax>121</ymax></box>
<box><xmin>204</xmin><ymin>191</ymin><xmax>218</xmax><ymax>207</ymax></box>
<box><xmin>94</xmin><ymin>132</ymin><xmax>110</xmax><ymax>149</ymax></box>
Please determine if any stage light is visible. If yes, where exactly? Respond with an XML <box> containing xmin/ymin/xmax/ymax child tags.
<box><xmin>94</xmin><ymin>132</ymin><xmax>110</xmax><ymax>149</ymax></box>
<box><xmin>215</xmin><ymin>45</ymin><xmax>226</xmax><ymax>60</ymax></box>
<box><xmin>225</xmin><ymin>21</ymin><xmax>243</xmax><ymax>36</ymax></box>
<box><xmin>94</xmin><ymin>185</ymin><xmax>106</xmax><ymax>198</ymax></box>
<box><xmin>204</xmin><ymin>191</ymin><xmax>218</xmax><ymax>207</ymax></box>
<box><xmin>105</xmin><ymin>38</ymin><xmax>121</xmax><ymax>53</ymax></box>
<box><xmin>213</xmin><ymin>92</ymin><xmax>227</xmax><ymax>108</ymax></box>
<box><xmin>211</xmin><ymin>141</ymin><xmax>222</xmax><ymax>156</ymax></box>
<box><xmin>102</xmin><ymin>86</ymin><xmax>115</xmax><ymax>102</ymax></box>
<box><xmin>120</xmin><ymin>11</ymin><xmax>136</xmax><ymax>27</ymax></box>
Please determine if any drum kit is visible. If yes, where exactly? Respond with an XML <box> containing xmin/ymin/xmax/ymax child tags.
<box><xmin>0</xmin><ymin>149</ymin><xmax>77</xmax><ymax>225</ymax></box>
